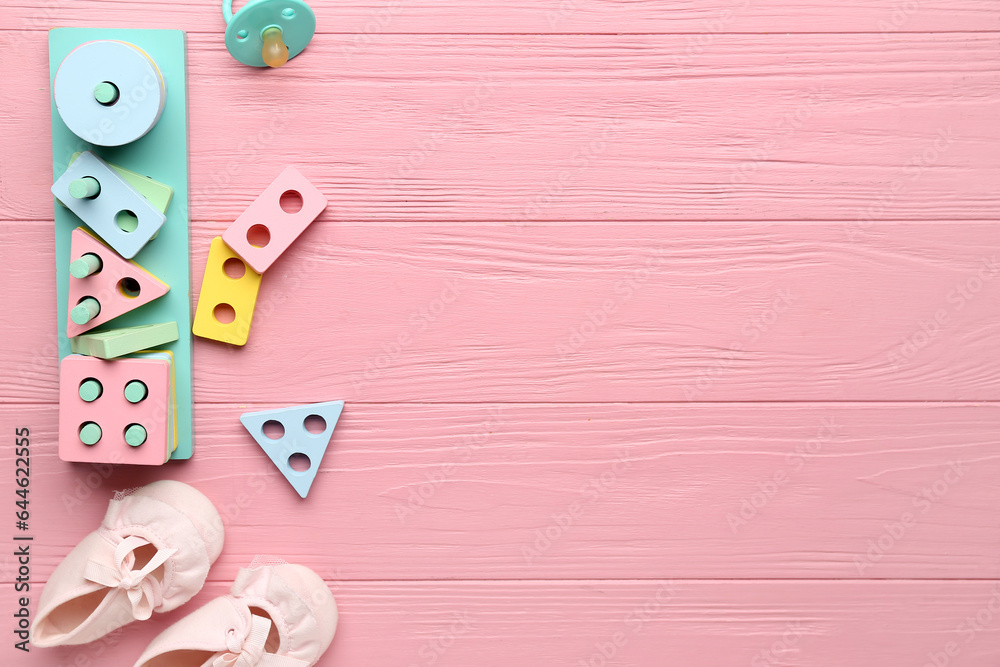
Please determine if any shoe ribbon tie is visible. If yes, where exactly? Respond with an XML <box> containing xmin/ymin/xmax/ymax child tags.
<box><xmin>214</xmin><ymin>614</ymin><xmax>311</xmax><ymax>667</ymax></box>
<box><xmin>83</xmin><ymin>535</ymin><xmax>176</xmax><ymax>621</ymax></box>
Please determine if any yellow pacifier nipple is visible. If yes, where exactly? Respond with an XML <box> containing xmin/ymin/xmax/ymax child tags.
<box><xmin>261</xmin><ymin>27</ymin><xmax>289</xmax><ymax>68</ymax></box>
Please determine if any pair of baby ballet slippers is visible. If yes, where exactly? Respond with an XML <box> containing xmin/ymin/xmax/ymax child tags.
<box><xmin>30</xmin><ymin>480</ymin><xmax>337</xmax><ymax>666</ymax></box>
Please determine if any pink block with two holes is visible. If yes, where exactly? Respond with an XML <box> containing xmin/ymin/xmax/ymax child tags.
<box><xmin>58</xmin><ymin>354</ymin><xmax>173</xmax><ymax>465</ymax></box>
<box><xmin>221</xmin><ymin>166</ymin><xmax>328</xmax><ymax>273</ymax></box>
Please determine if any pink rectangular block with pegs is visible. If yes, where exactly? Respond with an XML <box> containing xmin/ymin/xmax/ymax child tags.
<box><xmin>222</xmin><ymin>166</ymin><xmax>328</xmax><ymax>273</ymax></box>
<box><xmin>58</xmin><ymin>353</ymin><xmax>175</xmax><ymax>466</ymax></box>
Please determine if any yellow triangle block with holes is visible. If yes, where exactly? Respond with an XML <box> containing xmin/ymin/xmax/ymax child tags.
<box><xmin>67</xmin><ymin>228</ymin><xmax>170</xmax><ymax>337</ymax></box>
<box><xmin>192</xmin><ymin>237</ymin><xmax>262</xmax><ymax>346</ymax></box>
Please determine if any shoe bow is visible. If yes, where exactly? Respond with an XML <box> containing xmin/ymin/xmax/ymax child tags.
<box><xmin>214</xmin><ymin>614</ymin><xmax>311</xmax><ymax>667</ymax></box>
<box><xmin>83</xmin><ymin>534</ymin><xmax>176</xmax><ymax>621</ymax></box>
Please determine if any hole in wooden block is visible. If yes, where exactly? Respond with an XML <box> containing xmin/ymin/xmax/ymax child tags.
<box><xmin>263</xmin><ymin>420</ymin><xmax>285</xmax><ymax>440</ymax></box>
<box><xmin>303</xmin><ymin>414</ymin><xmax>326</xmax><ymax>434</ymax></box>
<box><xmin>223</xmin><ymin>257</ymin><xmax>247</xmax><ymax>280</ymax></box>
<box><xmin>115</xmin><ymin>210</ymin><xmax>139</xmax><ymax>233</ymax></box>
<box><xmin>213</xmin><ymin>303</ymin><xmax>236</xmax><ymax>324</ymax></box>
<box><xmin>117</xmin><ymin>277</ymin><xmax>141</xmax><ymax>299</ymax></box>
<box><xmin>279</xmin><ymin>189</ymin><xmax>303</xmax><ymax>214</ymax></box>
<box><xmin>247</xmin><ymin>224</ymin><xmax>271</xmax><ymax>248</ymax></box>
<box><xmin>288</xmin><ymin>452</ymin><xmax>311</xmax><ymax>472</ymax></box>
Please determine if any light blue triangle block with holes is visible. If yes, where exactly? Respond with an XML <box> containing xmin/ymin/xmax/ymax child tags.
<box><xmin>239</xmin><ymin>400</ymin><xmax>344</xmax><ymax>498</ymax></box>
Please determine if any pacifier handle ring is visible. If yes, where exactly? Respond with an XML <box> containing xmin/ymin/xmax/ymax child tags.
<box><xmin>223</xmin><ymin>0</ymin><xmax>234</xmax><ymax>24</ymax></box>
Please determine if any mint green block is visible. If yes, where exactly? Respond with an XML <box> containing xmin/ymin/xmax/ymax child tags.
<box><xmin>70</xmin><ymin>321</ymin><xmax>180</xmax><ymax>360</ymax></box>
<box><xmin>51</xmin><ymin>28</ymin><xmax>192</xmax><ymax>460</ymax></box>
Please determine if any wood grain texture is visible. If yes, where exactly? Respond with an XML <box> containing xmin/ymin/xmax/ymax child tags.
<box><xmin>3</xmin><ymin>33</ymin><xmax>998</xmax><ymax>223</ymax></box>
<box><xmin>5</xmin><ymin>221</ymin><xmax>1000</xmax><ymax>404</ymax></box>
<box><xmin>3</xmin><ymin>579</ymin><xmax>1000</xmax><ymax>665</ymax></box>
<box><xmin>3</xmin><ymin>402</ymin><xmax>998</xmax><ymax>580</ymax></box>
<box><xmin>4</xmin><ymin>0</ymin><xmax>997</xmax><ymax>34</ymax></box>
<box><xmin>3</xmin><ymin>1</ymin><xmax>999</xmax><ymax>663</ymax></box>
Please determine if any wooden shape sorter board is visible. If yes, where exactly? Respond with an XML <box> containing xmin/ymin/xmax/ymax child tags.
<box><xmin>50</xmin><ymin>28</ymin><xmax>192</xmax><ymax>459</ymax></box>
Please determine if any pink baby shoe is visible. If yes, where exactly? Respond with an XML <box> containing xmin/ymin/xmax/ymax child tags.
<box><xmin>31</xmin><ymin>480</ymin><xmax>224</xmax><ymax>647</ymax></box>
<box><xmin>134</xmin><ymin>559</ymin><xmax>338</xmax><ymax>667</ymax></box>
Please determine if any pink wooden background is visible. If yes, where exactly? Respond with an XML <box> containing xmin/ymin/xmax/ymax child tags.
<box><xmin>2</xmin><ymin>0</ymin><xmax>1000</xmax><ymax>664</ymax></box>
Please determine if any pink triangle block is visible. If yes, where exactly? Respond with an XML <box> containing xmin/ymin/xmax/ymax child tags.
<box><xmin>222</xmin><ymin>166</ymin><xmax>328</xmax><ymax>273</ymax></box>
<box><xmin>67</xmin><ymin>228</ymin><xmax>170</xmax><ymax>337</ymax></box>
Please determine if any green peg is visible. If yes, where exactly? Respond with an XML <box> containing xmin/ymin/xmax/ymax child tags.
<box><xmin>124</xmin><ymin>380</ymin><xmax>148</xmax><ymax>403</ymax></box>
<box><xmin>125</xmin><ymin>424</ymin><xmax>147</xmax><ymax>447</ymax></box>
<box><xmin>93</xmin><ymin>81</ymin><xmax>119</xmax><ymax>105</ymax></box>
<box><xmin>68</xmin><ymin>176</ymin><xmax>101</xmax><ymax>199</ymax></box>
<box><xmin>79</xmin><ymin>422</ymin><xmax>102</xmax><ymax>446</ymax></box>
<box><xmin>78</xmin><ymin>379</ymin><xmax>103</xmax><ymax>402</ymax></box>
<box><xmin>70</xmin><ymin>297</ymin><xmax>101</xmax><ymax>325</ymax></box>
<box><xmin>69</xmin><ymin>253</ymin><xmax>103</xmax><ymax>279</ymax></box>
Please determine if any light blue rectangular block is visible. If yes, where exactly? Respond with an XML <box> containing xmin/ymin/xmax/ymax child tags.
<box><xmin>52</xmin><ymin>151</ymin><xmax>166</xmax><ymax>259</ymax></box>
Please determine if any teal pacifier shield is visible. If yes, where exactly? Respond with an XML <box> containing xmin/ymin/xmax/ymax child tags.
<box><xmin>224</xmin><ymin>0</ymin><xmax>316</xmax><ymax>67</ymax></box>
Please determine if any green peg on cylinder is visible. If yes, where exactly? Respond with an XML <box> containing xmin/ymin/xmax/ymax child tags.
<box><xmin>93</xmin><ymin>81</ymin><xmax>119</xmax><ymax>105</ymax></box>
<box><xmin>78</xmin><ymin>378</ymin><xmax>103</xmax><ymax>402</ymax></box>
<box><xmin>79</xmin><ymin>422</ymin><xmax>102</xmax><ymax>446</ymax></box>
<box><xmin>125</xmin><ymin>424</ymin><xmax>147</xmax><ymax>447</ymax></box>
<box><xmin>70</xmin><ymin>297</ymin><xmax>101</xmax><ymax>325</ymax></box>
<box><xmin>70</xmin><ymin>253</ymin><xmax>103</xmax><ymax>279</ymax></box>
<box><xmin>124</xmin><ymin>380</ymin><xmax>148</xmax><ymax>404</ymax></box>
<box><xmin>68</xmin><ymin>176</ymin><xmax>101</xmax><ymax>199</ymax></box>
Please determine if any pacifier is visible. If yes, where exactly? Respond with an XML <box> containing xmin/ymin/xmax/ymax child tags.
<box><xmin>223</xmin><ymin>0</ymin><xmax>317</xmax><ymax>68</ymax></box>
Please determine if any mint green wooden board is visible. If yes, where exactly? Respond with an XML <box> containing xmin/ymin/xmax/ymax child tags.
<box><xmin>50</xmin><ymin>28</ymin><xmax>192</xmax><ymax>460</ymax></box>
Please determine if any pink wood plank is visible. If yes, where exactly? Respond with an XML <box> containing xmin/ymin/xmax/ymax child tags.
<box><xmin>3</xmin><ymin>0</ymin><xmax>997</xmax><ymax>665</ymax></box>
<box><xmin>3</xmin><ymin>0</ymin><xmax>996</xmax><ymax>33</ymax></box>
<box><xmin>5</xmin><ymin>402</ymin><xmax>999</xmax><ymax>580</ymax></box>
<box><xmin>5</xmin><ymin>221</ymin><xmax>1000</xmax><ymax>403</ymax></box>
<box><xmin>4</xmin><ymin>33</ymin><xmax>998</xmax><ymax>224</ymax></box>
<box><xmin>3</xmin><ymin>580</ymin><xmax>1000</xmax><ymax>665</ymax></box>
